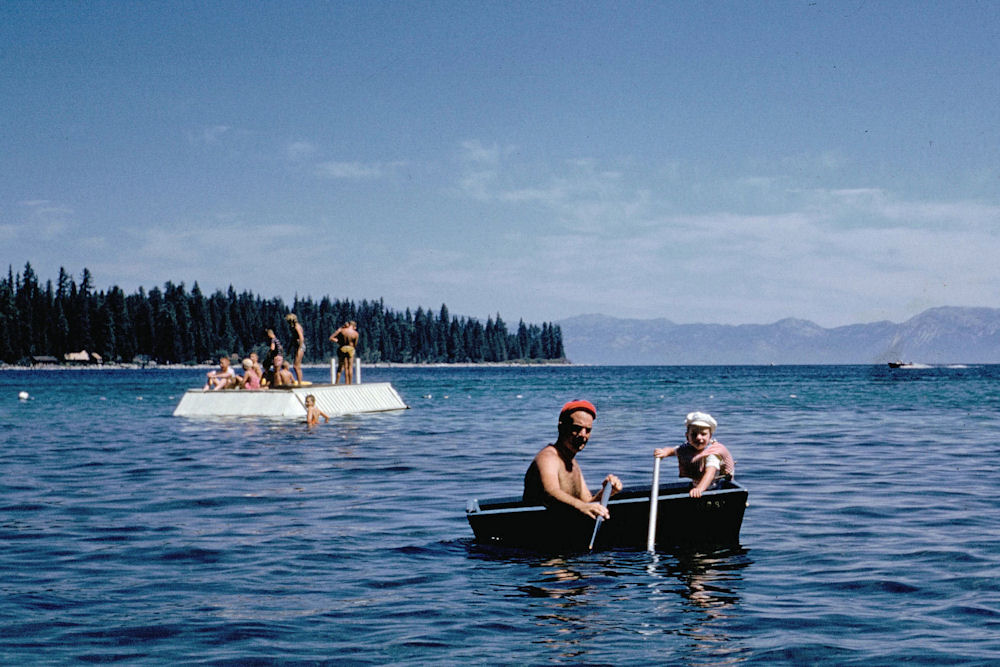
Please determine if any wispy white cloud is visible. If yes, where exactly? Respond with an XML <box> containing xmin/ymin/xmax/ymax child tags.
<box><xmin>879</xmin><ymin>199</ymin><xmax>1000</xmax><ymax>227</ymax></box>
<box><xmin>286</xmin><ymin>141</ymin><xmax>318</xmax><ymax>160</ymax></box>
<box><xmin>445</xmin><ymin>143</ymin><xmax>1000</xmax><ymax>324</ymax></box>
<box><xmin>133</xmin><ymin>221</ymin><xmax>309</xmax><ymax>264</ymax></box>
<box><xmin>456</xmin><ymin>149</ymin><xmax>650</xmax><ymax>233</ymax></box>
<box><xmin>188</xmin><ymin>125</ymin><xmax>233</xmax><ymax>145</ymax></box>
<box><xmin>459</xmin><ymin>140</ymin><xmax>509</xmax><ymax>165</ymax></box>
<box><xmin>316</xmin><ymin>161</ymin><xmax>384</xmax><ymax>179</ymax></box>
<box><xmin>17</xmin><ymin>199</ymin><xmax>75</xmax><ymax>240</ymax></box>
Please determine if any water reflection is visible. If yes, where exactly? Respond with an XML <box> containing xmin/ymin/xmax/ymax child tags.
<box><xmin>468</xmin><ymin>544</ymin><xmax>753</xmax><ymax>663</ymax></box>
<box><xmin>646</xmin><ymin>547</ymin><xmax>752</xmax><ymax>665</ymax></box>
<box><xmin>662</xmin><ymin>547</ymin><xmax>750</xmax><ymax>609</ymax></box>
<box><xmin>517</xmin><ymin>557</ymin><xmax>592</xmax><ymax>601</ymax></box>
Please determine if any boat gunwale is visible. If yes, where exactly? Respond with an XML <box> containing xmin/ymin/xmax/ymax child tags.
<box><xmin>467</xmin><ymin>480</ymin><xmax>747</xmax><ymax>516</ymax></box>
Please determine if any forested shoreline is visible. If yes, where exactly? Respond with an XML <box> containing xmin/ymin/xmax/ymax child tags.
<box><xmin>0</xmin><ymin>264</ymin><xmax>566</xmax><ymax>366</ymax></box>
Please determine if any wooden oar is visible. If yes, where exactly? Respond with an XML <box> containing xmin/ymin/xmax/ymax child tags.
<box><xmin>587</xmin><ymin>482</ymin><xmax>614</xmax><ymax>550</ymax></box>
<box><xmin>646</xmin><ymin>456</ymin><xmax>662</xmax><ymax>552</ymax></box>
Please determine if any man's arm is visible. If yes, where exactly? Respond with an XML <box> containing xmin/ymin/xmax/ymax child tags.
<box><xmin>535</xmin><ymin>451</ymin><xmax>611</xmax><ymax>519</ymax></box>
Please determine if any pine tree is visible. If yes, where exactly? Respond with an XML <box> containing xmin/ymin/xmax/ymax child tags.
<box><xmin>0</xmin><ymin>270</ymin><xmax>17</xmax><ymax>362</ymax></box>
<box><xmin>154</xmin><ymin>298</ymin><xmax>181</xmax><ymax>363</ymax></box>
<box><xmin>97</xmin><ymin>298</ymin><xmax>116</xmax><ymax>362</ymax></box>
<box><xmin>132</xmin><ymin>287</ymin><xmax>156</xmax><ymax>359</ymax></box>
<box><xmin>16</xmin><ymin>263</ymin><xmax>37</xmax><ymax>357</ymax></box>
<box><xmin>515</xmin><ymin>320</ymin><xmax>529</xmax><ymax>360</ymax></box>
<box><xmin>189</xmin><ymin>283</ymin><xmax>213</xmax><ymax>362</ymax></box>
<box><xmin>75</xmin><ymin>268</ymin><xmax>95</xmax><ymax>353</ymax></box>
<box><xmin>107</xmin><ymin>286</ymin><xmax>134</xmax><ymax>362</ymax></box>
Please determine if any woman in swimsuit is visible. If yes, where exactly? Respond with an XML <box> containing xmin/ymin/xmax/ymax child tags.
<box><xmin>285</xmin><ymin>314</ymin><xmax>305</xmax><ymax>385</ymax></box>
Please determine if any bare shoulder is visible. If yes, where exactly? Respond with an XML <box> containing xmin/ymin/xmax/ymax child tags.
<box><xmin>533</xmin><ymin>444</ymin><xmax>563</xmax><ymax>470</ymax></box>
<box><xmin>535</xmin><ymin>443</ymin><xmax>558</xmax><ymax>458</ymax></box>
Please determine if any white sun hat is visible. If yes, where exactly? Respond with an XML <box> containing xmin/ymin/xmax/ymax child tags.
<box><xmin>685</xmin><ymin>411</ymin><xmax>717</xmax><ymax>432</ymax></box>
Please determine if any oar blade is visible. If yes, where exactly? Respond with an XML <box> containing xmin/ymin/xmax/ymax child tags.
<box><xmin>587</xmin><ymin>481</ymin><xmax>614</xmax><ymax>550</ymax></box>
<box><xmin>646</xmin><ymin>456</ymin><xmax>662</xmax><ymax>552</ymax></box>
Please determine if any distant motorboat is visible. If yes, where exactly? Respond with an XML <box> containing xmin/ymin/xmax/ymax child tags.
<box><xmin>888</xmin><ymin>360</ymin><xmax>914</xmax><ymax>368</ymax></box>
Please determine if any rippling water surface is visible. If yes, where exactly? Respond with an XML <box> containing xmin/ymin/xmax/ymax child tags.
<box><xmin>2</xmin><ymin>365</ymin><xmax>999</xmax><ymax>664</ymax></box>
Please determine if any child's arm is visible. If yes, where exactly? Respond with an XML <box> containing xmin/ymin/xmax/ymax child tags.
<box><xmin>689</xmin><ymin>465</ymin><xmax>718</xmax><ymax>498</ymax></box>
<box><xmin>653</xmin><ymin>446</ymin><xmax>677</xmax><ymax>459</ymax></box>
<box><xmin>321</xmin><ymin>411</ymin><xmax>329</xmax><ymax>423</ymax></box>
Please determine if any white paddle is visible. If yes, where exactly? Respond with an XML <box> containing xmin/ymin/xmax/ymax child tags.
<box><xmin>587</xmin><ymin>481</ymin><xmax>614</xmax><ymax>550</ymax></box>
<box><xmin>646</xmin><ymin>456</ymin><xmax>662</xmax><ymax>552</ymax></box>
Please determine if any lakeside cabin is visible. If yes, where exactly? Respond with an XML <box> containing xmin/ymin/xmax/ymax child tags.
<box><xmin>28</xmin><ymin>351</ymin><xmax>103</xmax><ymax>366</ymax></box>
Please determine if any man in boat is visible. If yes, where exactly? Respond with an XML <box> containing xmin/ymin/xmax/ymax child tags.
<box><xmin>523</xmin><ymin>400</ymin><xmax>622</xmax><ymax>519</ymax></box>
<box><xmin>329</xmin><ymin>321</ymin><xmax>359</xmax><ymax>384</ymax></box>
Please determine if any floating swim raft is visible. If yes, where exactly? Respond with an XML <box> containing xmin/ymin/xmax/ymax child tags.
<box><xmin>173</xmin><ymin>382</ymin><xmax>408</xmax><ymax>418</ymax></box>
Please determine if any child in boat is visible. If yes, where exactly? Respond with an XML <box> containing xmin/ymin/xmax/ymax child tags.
<box><xmin>654</xmin><ymin>411</ymin><xmax>735</xmax><ymax>498</ymax></box>
<box><xmin>305</xmin><ymin>394</ymin><xmax>329</xmax><ymax>425</ymax></box>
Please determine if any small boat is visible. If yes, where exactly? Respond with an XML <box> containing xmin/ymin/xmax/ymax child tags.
<box><xmin>888</xmin><ymin>360</ymin><xmax>914</xmax><ymax>368</ymax></box>
<box><xmin>466</xmin><ymin>479</ymin><xmax>749</xmax><ymax>551</ymax></box>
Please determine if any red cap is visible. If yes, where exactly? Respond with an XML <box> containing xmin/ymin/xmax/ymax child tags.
<box><xmin>559</xmin><ymin>399</ymin><xmax>596</xmax><ymax>420</ymax></box>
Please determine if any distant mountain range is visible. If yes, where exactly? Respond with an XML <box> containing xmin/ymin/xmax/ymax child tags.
<box><xmin>558</xmin><ymin>306</ymin><xmax>1000</xmax><ymax>365</ymax></box>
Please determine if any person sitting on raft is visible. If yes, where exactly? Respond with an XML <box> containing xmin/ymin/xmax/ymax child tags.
<box><xmin>654</xmin><ymin>411</ymin><xmax>735</xmax><ymax>498</ymax></box>
<box><xmin>270</xmin><ymin>355</ymin><xmax>296</xmax><ymax>387</ymax></box>
<box><xmin>240</xmin><ymin>358</ymin><xmax>262</xmax><ymax>390</ymax></box>
<box><xmin>523</xmin><ymin>400</ymin><xmax>622</xmax><ymax>519</ymax></box>
<box><xmin>204</xmin><ymin>357</ymin><xmax>236</xmax><ymax>391</ymax></box>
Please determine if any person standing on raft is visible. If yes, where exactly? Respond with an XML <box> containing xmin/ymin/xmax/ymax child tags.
<box><xmin>329</xmin><ymin>321</ymin><xmax>359</xmax><ymax>384</ymax></box>
<box><xmin>523</xmin><ymin>400</ymin><xmax>622</xmax><ymax>519</ymax></box>
<box><xmin>285</xmin><ymin>313</ymin><xmax>306</xmax><ymax>385</ymax></box>
<box><xmin>654</xmin><ymin>411</ymin><xmax>735</xmax><ymax>498</ymax></box>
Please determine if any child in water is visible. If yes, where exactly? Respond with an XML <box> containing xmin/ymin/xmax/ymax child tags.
<box><xmin>654</xmin><ymin>411</ymin><xmax>735</xmax><ymax>498</ymax></box>
<box><xmin>305</xmin><ymin>394</ymin><xmax>329</xmax><ymax>426</ymax></box>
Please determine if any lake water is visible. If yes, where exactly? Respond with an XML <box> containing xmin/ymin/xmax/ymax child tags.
<box><xmin>2</xmin><ymin>364</ymin><xmax>999</xmax><ymax>664</ymax></box>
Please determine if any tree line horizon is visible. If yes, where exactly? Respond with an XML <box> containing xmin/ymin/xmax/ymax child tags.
<box><xmin>0</xmin><ymin>263</ymin><xmax>566</xmax><ymax>365</ymax></box>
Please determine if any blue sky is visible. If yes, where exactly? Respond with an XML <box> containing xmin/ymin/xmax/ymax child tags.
<box><xmin>3</xmin><ymin>1</ymin><xmax>998</xmax><ymax>327</ymax></box>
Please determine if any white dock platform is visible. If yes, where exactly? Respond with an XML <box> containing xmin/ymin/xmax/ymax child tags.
<box><xmin>173</xmin><ymin>382</ymin><xmax>408</xmax><ymax>418</ymax></box>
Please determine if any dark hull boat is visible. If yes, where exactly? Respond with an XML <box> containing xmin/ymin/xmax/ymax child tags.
<box><xmin>466</xmin><ymin>479</ymin><xmax>749</xmax><ymax>552</ymax></box>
